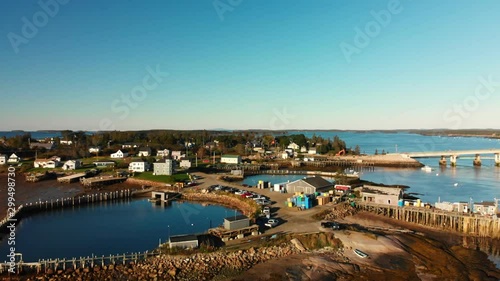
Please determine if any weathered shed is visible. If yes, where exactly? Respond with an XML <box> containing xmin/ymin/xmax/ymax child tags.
<box><xmin>224</xmin><ymin>215</ymin><xmax>250</xmax><ymax>230</ymax></box>
<box><xmin>169</xmin><ymin>234</ymin><xmax>199</xmax><ymax>249</ymax></box>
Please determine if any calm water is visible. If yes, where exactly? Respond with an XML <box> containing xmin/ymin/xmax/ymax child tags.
<box><xmin>0</xmin><ymin>131</ymin><xmax>61</xmax><ymax>139</ymax></box>
<box><xmin>0</xmin><ymin>199</ymin><xmax>240</xmax><ymax>261</ymax></box>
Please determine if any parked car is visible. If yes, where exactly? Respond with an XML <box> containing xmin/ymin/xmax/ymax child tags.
<box><xmin>234</xmin><ymin>190</ymin><xmax>244</xmax><ymax>195</ymax></box>
<box><xmin>265</xmin><ymin>218</ymin><xmax>279</xmax><ymax>228</ymax></box>
<box><xmin>263</xmin><ymin>206</ymin><xmax>270</xmax><ymax>215</ymax></box>
<box><xmin>321</xmin><ymin>221</ymin><xmax>341</xmax><ymax>230</ymax></box>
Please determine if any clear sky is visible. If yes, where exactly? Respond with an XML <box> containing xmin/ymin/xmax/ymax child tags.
<box><xmin>1</xmin><ymin>0</ymin><xmax>500</xmax><ymax>131</ymax></box>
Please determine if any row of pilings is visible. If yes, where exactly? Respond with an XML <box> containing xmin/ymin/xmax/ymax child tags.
<box><xmin>355</xmin><ymin>202</ymin><xmax>500</xmax><ymax>239</ymax></box>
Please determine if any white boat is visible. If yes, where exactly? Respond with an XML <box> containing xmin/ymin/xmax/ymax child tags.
<box><xmin>354</xmin><ymin>249</ymin><xmax>368</xmax><ymax>258</ymax></box>
<box><xmin>421</xmin><ymin>166</ymin><xmax>432</xmax><ymax>172</ymax></box>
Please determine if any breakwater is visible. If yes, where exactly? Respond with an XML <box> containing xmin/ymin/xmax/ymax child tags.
<box><xmin>181</xmin><ymin>192</ymin><xmax>260</xmax><ymax>219</ymax></box>
<box><xmin>356</xmin><ymin>202</ymin><xmax>500</xmax><ymax>239</ymax></box>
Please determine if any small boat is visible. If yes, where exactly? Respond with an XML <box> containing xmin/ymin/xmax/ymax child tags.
<box><xmin>354</xmin><ymin>249</ymin><xmax>369</xmax><ymax>258</ymax></box>
<box><xmin>421</xmin><ymin>166</ymin><xmax>432</xmax><ymax>172</ymax></box>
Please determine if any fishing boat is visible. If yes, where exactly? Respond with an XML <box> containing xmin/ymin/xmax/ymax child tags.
<box><xmin>421</xmin><ymin>166</ymin><xmax>432</xmax><ymax>172</ymax></box>
<box><xmin>354</xmin><ymin>249</ymin><xmax>368</xmax><ymax>258</ymax></box>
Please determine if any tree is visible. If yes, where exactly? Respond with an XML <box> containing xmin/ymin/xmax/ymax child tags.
<box><xmin>354</xmin><ymin>145</ymin><xmax>361</xmax><ymax>155</ymax></box>
<box><xmin>234</xmin><ymin>144</ymin><xmax>245</xmax><ymax>155</ymax></box>
<box><xmin>197</xmin><ymin>147</ymin><xmax>207</xmax><ymax>159</ymax></box>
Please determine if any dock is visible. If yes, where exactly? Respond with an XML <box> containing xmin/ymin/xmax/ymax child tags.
<box><xmin>81</xmin><ymin>176</ymin><xmax>127</xmax><ymax>188</ymax></box>
<box><xmin>57</xmin><ymin>173</ymin><xmax>87</xmax><ymax>183</ymax></box>
<box><xmin>355</xmin><ymin>202</ymin><xmax>500</xmax><ymax>239</ymax></box>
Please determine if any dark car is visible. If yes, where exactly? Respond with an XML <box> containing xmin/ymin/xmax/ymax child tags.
<box><xmin>321</xmin><ymin>221</ymin><xmax>341</xmax><ymax>230</ymax></box>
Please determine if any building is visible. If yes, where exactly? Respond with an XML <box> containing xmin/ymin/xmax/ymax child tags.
<box><xmin>0</xmin><ymin>154</ymin><xmax>6</xmax><ymax>165</ymax></box>
<box><xmin>138</xmin><ymin>147</ymin><xmax>151</xmax><ymax>157</ymax></box>
<box><xmin>179</xmin><ymin>159</ymin><xmax>191</xmax><ymax>169</ymax></box>
<box><xmin>34</xmin><ymin>158</ymin><xmax>60</xmax><ymax>168</ymax></box>
<box><xmin>224</xmin><ymin>215</ymin><xmax>250</xmax><ymax>230</ymax></box>
<box><xmin>156</xmin><ymin>149</ymin><xmax>170</xmax><ymax>158</ymax></box>
<box><xmin>281</xmin><ymin>152</ymin><xmax>289</xmax><ymax>159</ymax></box>
<box><xmin>300</xmin><ymin>146</ymin><xmax>307</xmax><ymax>153</ymax></box>
<box><xmin>308</xmin><ymin>147</ymin><xmax>317</xmax><ymax>155</ymax></box>
<box><xmin>221</xmin><ymin>155</ymin><xmax>241</xmax><ymax>164</ymax></box>
<box><xmin>111</xmin><ymin>150</ymin><xmax>128</xmax><ymax>159</ymax></box>
<box><xmin>62</xmin><ymin>160</ymin><xmax>82</xmax><ymax>170</ymax></box>
<box><xmin>60</xmin><ymin>140</ymin><xmax>73</xmax><ymax>145</ymax></box>
<box><xmin>7</xmin><ymin>153</ymin><xmax>20</xmax><ymax>164</ymax></box>
<box><xmin>128</xmin><ymin>161</ymin><xmax>150</xmax><ymax>172</ymax></box>
<box><xmin>285</xmin><ymin>176</ymin><xmax>333</xmax><ymax>194</ymax></box>
<box><xmin>474</xmin><ymin>201</ymin><xmax>498</xmax><ymax>216</ymax></box>
<box><xmin>361</xmin><ymin>185</ymin><xmax>403</xmax><ymax>206</ymax></box>
<box><xmin>88</xmin><ymin>147</ymin><xmax>101</xmax><ymax>154</ymax></box>
<box><xmin>169</xmin><ymin>234</ymin><xmax>199</xmax><ymax>249</ymax></box>
<box><xmin>153</xmin><ymin>159</ymin><xmax>174</xmax><ymax>175</ymax></box>
<box><xmin>435</xmin><ymin>201</ymin><xmax>469</xmax><ymax>213</ymax></box>
<box><xmin>287</xmin><ymin>142</ymin><xmax>300</xmax><ymax>150</ymax></box>
<box><xmin>334</xmin><ymin>184</ymin><xmax>351</xmax><ymax>194</ymax></box>
<box><xmin>171</xmin><ymin>151</ymin><xmax>185</xmax><ymax>161</ymax></box>
<box><xmin>29</xmin><ymin>142</ymin><xmax>55</xmax><ymax>150</ymax></box>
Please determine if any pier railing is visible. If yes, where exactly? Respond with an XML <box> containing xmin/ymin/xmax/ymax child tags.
<box><xmin>0</xmin><ymin>189</ymin><xmax>134</xmax><ymax>231</ymax></box>
<box><xmin>0</xmin><ymin>250</ymin><xmax>157</xmax><ymax>274</ymax></box>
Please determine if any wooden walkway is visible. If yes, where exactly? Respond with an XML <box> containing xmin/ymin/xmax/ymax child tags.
<box><xmin>57</xmin><ymin>173</ymin><xmax>86</xmax><ymax>183</ymax></box>
<box><xmin>355</xmin><ymin>202</ymin><xmax>500</xmax><ymax>238</ymax></box>
<box><xmin>81</xmin><ymin>176</ymin><xmax>127</xmax><ymax>187</ymax></box>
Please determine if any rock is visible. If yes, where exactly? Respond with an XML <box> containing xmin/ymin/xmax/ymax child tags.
<box><xmin>56</xmin><ymin>269</ymin><xmax>63</xmax><ymax>275</ymax></box>
<box><xmin>46</xmin><ymin>269</ymin><xmax>54</xmax><ymax>275</ymax></box>
<box><xmin>168</xmin><ymin>268</ymin><xmax>177</xmax><ymax>276</ymax></box>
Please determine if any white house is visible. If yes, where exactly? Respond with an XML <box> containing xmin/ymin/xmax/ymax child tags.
<box><xmin>308</xmin><ymin>147</ymin><xmax>317</xmax><ymax>155</ymax></box>
<box><xmin>171</xmin><ymin>151</ymin><xmax>185</xmax><ymax>161</ymax></box>
<box><xmin>62</xmin><ymin>160</ymin><xmax>82</xmax><ymax>170</ymax></box>
<box><xmin>7</xmin><ymin>153</ymin><xmax>20</xmax><ymax>164</ymax></box>
<box><xmin>281</xmin><ymin>152</ymin><xmax>289</xmax><ymax>159</ymax></box>
<box><xmin>128</xmin><ymin>161</ymin><xmax>150</xmax><ymax>172</ymax></box>
<box><xmin>180</xmin><ymin>159</ymin><xmax>191</xmax><ymax>169</ymax></box>
<box><xmin>138</xmin><ymin>147</ymin><xmax>151</xmax><ymax>157</ymax></box>
<box><xmin>60</xmin><ymin>140</ymin><xmax>73</xmax><ymax>145</ymax></box>
<box><xmin>111</xmin><ymin>150</ymin><xmax>128</xmax><ymax>159</ymax></box>
<box><xmin>287</xmin><ymin>142</ymin><xmax>300</xmax><ymax>150</ymax></box>
<box><xmin>474</xmin><ymin>202</ymin><xmax>498</xmax><ymax>216</ymax></box>
<box><xmin>89</xmin><ymin>147</ymin><xmax>101</xmax><ymax>154</ymax></box>
<box><xmin>221</xmin><ymin>155</ymin><xmax>241</xmax><ymax>164</ymax></box>
<box><xmin>156</xmin><ymin>149</ymin><xmax>170</xmax><ymax>158</ymax></box>
<box><xmin>0</xmin><ymin>154</ymin><xmax>7</xmax><ymax>165</ymax></box>
<box><xmin>153</xmin><ymin>159</ymin><xmax>174</xmax><ymax>175</ymax></box>
<box><xmin>300</xmin><ymin>146</ymin><xmax>307</xmax><ymax>153</ymax></box>
<box><xmin>34</xmin><ymin>159</ymin><xmax>60</xmax><ymax>168</ymax></box>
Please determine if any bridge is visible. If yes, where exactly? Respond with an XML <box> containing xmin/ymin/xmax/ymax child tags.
<box><xmin>403</xmin><ymin>149</ymin><xmax>500</xmax><ymax>166</ymax></box>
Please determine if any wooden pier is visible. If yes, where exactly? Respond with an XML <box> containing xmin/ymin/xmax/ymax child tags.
<box><xmin>355</xmin><ymin>202</ymin><xmax>500</xmax><ymax>239</ymax></box>
<box><xmin>57</xmin><ymin>173</ymin><xmax>87</xmax><ymax>183</ymax></box>
<box><xmin>81</xmin><ymin>176</ymin><xmax>127</xmax><ymax>188</ymax></box>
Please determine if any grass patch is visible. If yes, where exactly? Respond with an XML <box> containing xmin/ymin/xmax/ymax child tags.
<box><xmin>133</xmin><ymin>171</ymin><xmax>189</xmax><ymax>184</ymax></box>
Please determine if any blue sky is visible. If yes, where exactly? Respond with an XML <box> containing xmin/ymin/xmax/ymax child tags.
<box><xmin>1</xmin><ymin>0</ymin><xmax>500</xmax><ymax>131</ymax></box>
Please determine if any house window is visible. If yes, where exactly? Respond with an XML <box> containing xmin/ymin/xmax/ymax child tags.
<box><xmin>388</xmin><ymin>200</ymin><xmax>391</xmax><ymax>204</ymax></box>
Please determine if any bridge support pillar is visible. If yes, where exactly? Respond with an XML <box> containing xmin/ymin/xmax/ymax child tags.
<box><xmin>473</xmin><ymin>154</ymin><xmax>481</xmax><ymax>166</ymax></box>
<box><xmin>495</xmin><ymin>153</ymin><xmax>500</xmax><ymax>167</ymax></box>
<box><xmin>450</xmin><ymin>155</ymin><xmax>457</xmax><ymax>167</ymax></box>
<box><xmin>439</xmin><ymin>156</ymin><xmax>447</xmax><ymax>166</ymax></box>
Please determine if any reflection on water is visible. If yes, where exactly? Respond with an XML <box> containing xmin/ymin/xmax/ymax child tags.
<box><xmin>0</xmin><ymin>199</ymin><xmax>239</xmax><ymax>261</ymax></box>
<box><xmin>463</xmin><ymin>236</ymin><xmax>500</xmax><ymax>269</ymax></box>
